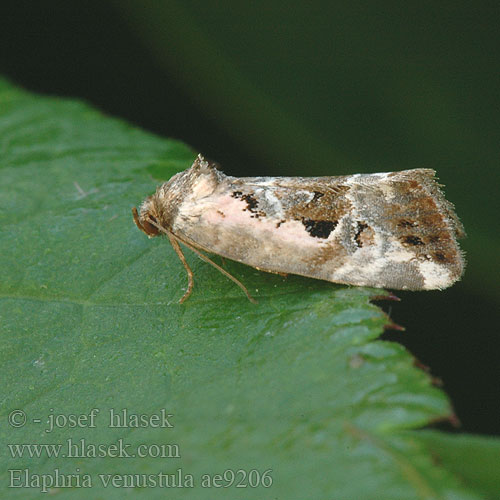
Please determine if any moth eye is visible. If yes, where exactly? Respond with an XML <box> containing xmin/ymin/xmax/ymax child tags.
<box><xmin>141</xmin><ymin>213</ymin><xmax>160</xmax><ymax>236</ymax></box>
<box><xmin>132</xmin><ymin>207</ymin><xmax>160</xmax><ymax>237</ymax></box>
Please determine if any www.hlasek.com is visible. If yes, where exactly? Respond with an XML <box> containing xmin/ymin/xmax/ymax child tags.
<box><xmin>8</xmin><ymin>438</ymin><xmax>180</xmax><ymax>459</ymax></box>
<box><xmin>9</xmin><ymin>468</ymin><xmax>274</xmax><ymax>492</ymax></box>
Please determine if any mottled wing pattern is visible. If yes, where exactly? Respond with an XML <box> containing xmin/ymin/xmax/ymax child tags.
<box><xmin>155</xmin><ymin>159</ymin><xmax>465</xmax><ymax>290</ymax></box>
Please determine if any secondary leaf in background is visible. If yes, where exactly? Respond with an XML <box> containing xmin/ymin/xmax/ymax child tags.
<box><xmin>0</xmin><ymin>78</ymin><xmax>493</xmax><ymax>499</ymax></box>
<box><xmin>415</xmin><ymin>430</ymin><xmax>500</xmax><ymax>500</ymax></box>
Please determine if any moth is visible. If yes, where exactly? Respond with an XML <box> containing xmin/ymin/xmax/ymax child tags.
<box><xmin>133</xmin><ymin>155</ymin><xmax>465</xmax><ymax>303</ymax></box>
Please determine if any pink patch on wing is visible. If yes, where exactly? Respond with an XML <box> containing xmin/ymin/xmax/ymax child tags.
<box><xmin>201</xmin><ymin>194</ymin><xmax>323</xmax><ymax>248</ymax></box>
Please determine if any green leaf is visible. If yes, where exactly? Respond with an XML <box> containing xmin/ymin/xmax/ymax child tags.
<box><xmin>414</xmin><ymin>430</ymin><xmax>500</xmax><ymax>500</ymax></box>
<box><xmin>0</xmin><ymin>77</ymin><xmax>490</xmax><ymax>499</ymax></box>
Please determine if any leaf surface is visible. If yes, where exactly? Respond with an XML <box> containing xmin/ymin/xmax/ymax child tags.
<box><xmin>0</xmin><ymin>78</ymin><xmax>487</xmax><ymax>499</ymax></box>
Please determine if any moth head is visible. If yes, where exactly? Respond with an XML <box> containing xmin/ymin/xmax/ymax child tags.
<box><xmin>132</xmin><ymin>196</ymin><xmax>163</xmax><ymax>237</ymax></box>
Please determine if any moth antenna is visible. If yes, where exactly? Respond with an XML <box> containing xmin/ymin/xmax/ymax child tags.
<box><xmin>146</xmin><ymin>217</ymin><xmax>257</xmax><ymax>304</ymax></box>
<box><xmin>167</xmin><ymin>233</ymin><xmax>194</xmax><ymax>304</ymax></box>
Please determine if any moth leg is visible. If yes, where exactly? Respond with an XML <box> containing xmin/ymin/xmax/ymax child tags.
<box><xmin>176</xmin><ymin>236</ymin><xmax>257</xmax><ymax>304</ymax></box>
<box><xmin>144</xmin><ymin>216</ymin><xmax>256</xmax><ymax>304</ymax></box>
<box><xmin>167</xmin><ymin>233</ymin><xmax>194</xmax><ymax>303</ymax></box>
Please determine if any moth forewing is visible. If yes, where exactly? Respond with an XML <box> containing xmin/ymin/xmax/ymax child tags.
<box><xmin>134</xmin><ymin>155</ymin><xmax>465</xmax><ymax>302</ymax></box>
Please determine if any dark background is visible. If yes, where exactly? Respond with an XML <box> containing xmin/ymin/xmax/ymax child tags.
<box><xmin>2</xmin><ymin>1</ymin><xmax>499</xmax><ymax>435</ymax></box>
